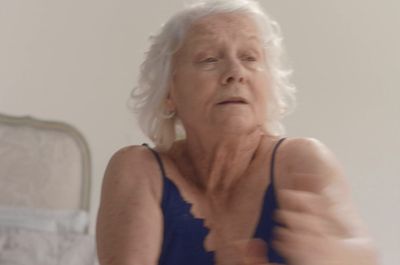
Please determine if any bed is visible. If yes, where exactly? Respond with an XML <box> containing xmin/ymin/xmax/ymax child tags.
<box><xmin>0</xmin><ymin>113</ymin><xmax>98</xmax><ymax>265</ymax></box>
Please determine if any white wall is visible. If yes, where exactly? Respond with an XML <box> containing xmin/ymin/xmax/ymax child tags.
<box><xmin>268</xmin><ymin>2</ymin><xmax>400</xmax><ymax>264</ymax></box>
<box><xmin>0</xmin><ymin>0</ymin><xmax>398</xmax><ymax>264</ymax></box>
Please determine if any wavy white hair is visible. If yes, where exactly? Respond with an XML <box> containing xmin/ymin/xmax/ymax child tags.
<box><xmin>130</xmin><ymin>0</ymin><xmax>296</xmax><ymax>151</ymax></box>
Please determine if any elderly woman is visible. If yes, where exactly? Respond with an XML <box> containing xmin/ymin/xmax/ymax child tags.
<box><xmin>96</xmin><ymin>0</ymin><xmax>379</xmax><ymax>265</ymax></box>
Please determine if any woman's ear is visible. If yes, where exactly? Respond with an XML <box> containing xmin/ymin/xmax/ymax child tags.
<box><xmin>163</xmin><ymin>91</ymin><xmax>177</xmax><ymax>119</ymax></box>
<box><xmin>165</xmin><ymin>95</ymin><xmax>175</xmax><ymax>111</ymax></box>
<box><xmin>165</xmin><ymin>82</ymin><xmax>177</xmax><ymax>111</ymax></box>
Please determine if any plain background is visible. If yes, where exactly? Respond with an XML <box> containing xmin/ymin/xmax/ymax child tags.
<box><xmin>0</xmin><ymin>0</ymin><xmax>399</xmax><ymax>264</ymax></box>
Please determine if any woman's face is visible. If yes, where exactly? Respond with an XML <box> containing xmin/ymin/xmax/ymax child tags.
<box><xmin>169</xmin><ymin>13</ymin><xmax>271</xmax><ymax>136</ymax></box>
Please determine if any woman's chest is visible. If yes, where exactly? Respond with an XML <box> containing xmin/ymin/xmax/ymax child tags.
<box><xmin>161</xmin><ymin>169</ymin><xmax>273</xmax><ymax>251</ymax></box>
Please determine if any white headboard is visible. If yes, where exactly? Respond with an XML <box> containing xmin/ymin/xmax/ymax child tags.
<box><xmin>0</xmin><ymin>113</ymin><xmax>91</xmax><ymax>212</ymax></box>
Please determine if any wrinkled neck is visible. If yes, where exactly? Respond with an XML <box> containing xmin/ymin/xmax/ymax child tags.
<box><xmin>181</xmin><ymin>128</ymin><xmax>266</xmax><ymax>194</ymax></box>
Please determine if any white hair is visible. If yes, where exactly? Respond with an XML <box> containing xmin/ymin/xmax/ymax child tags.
<box><xmin>130</xmin><ymin>0</ymin><xmax>296</xmax><ymax>151</ymax></box>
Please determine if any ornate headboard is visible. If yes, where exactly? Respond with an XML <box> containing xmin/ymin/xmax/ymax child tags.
<box><xmin>0</xmin><ymin>113</ymin><xmax>91</xmax><ymax>212</ymax></box>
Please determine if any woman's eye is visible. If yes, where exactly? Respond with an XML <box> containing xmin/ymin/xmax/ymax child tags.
<box><xmin>201</xmin><ymin>57</ymin><xmax>218</xmax><ymax>63</ymax></box>
<box><xmin>242</xmin><ymin>55</ymin><xmax>257</xmax><ymax>62</ymax></box>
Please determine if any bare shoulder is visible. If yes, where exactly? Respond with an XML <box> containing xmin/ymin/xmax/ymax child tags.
<box><xmin>106</xmin><ymin>145</ymin><xmax>156</xmax><ymax>172</ymax></box>
<box><xmin>280</xmin><ymin>137</ymin><xmax>342</xmax><ymax>169</ymax></box>
<box><xmin>101</xmin><ymin>145</ymin><xmax>163</xmax><ymax>203</ymax></box>
<box><xmin>97</xmin><ymin>145</ymin><xmax>164</xmax><ymax>265</ymax></box>
<box><xmin>275</xmin><ymin>137</ymin><xmax>348</xmax><ymax>193</ymax></box>
<box><xmin>275</xmin><ymin>137</ymin><xmax>374</xmax><ymax>238</ymax></box>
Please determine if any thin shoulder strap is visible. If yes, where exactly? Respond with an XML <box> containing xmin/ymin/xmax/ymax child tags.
<box><xmin>270</xmin><ymin>138</ymin><xmax>287</xmax><ymax>185</ymax></box>
<box><xmin>142</xmin><ymin>143</ymin><xmax>167</xmax><ymax>177</ymax></box>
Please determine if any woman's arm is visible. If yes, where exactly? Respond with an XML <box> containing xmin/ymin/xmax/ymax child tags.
<box><xmin>272</xmin><ymin>137</ymin><xmax>380</xmax><ymax>265</ymax></box>
<box><xmin>96</xmin><ymin>146</ymin><xmax>163</xmax><ymax>265</ymax></box>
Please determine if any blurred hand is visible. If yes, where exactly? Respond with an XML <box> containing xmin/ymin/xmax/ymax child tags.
<box><xmin>271</xmin><ymin>188</ymin><xmax>379</xmax><ymax>265</ymax></box>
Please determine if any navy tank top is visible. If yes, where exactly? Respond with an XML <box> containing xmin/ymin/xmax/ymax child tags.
<box><xmin>143</xmin><ymin>138</ymin><xmax>287</xmax><ymax>265</ymax></box>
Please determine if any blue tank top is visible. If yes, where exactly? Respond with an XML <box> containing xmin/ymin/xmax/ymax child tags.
<box><xmin>143</xmin><ymin>138</ymin><xmax>287</xmax><ymax>265</ymax></box>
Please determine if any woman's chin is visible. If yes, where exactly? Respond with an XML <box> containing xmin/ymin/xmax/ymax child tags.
<box><xmin>212</xmin><ymin>117</ymin><xmax>259</xmax><ymax>135</ymax></box>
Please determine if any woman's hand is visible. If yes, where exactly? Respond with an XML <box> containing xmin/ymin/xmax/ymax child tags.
<box><xmin>240</xmin><ymin>239</ymin><xmax>284</xmax><ymax>265</ymax></box>
<box><xmin>215</xmin><ymin>238</ymin><xmax>283</xmax><ymax>265</ymax></box>
<box><xmin>271</xmin><ymin>188</ymin><xmax>380</xmax><ymax>265</ymax></box>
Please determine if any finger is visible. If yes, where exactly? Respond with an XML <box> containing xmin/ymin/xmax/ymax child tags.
<box><xmin>273</xmin><ymin>226</ymin><xmax>296</xmax><ymax>244</ymax></box>
<box><xmin>271</xmin><ymin>227</ymin><xmax>298</xmax><ymax>259</ymax></box>
<box><xmin>273</xmin><ymin>209</ymin><xmax>332</xmax><ymax>236</ymax></box>
<box><xmin>276</xmin><ymin>189</ymin><xmax>331</xmax><ymax>216</ymax></box>
<box><xmin>272</xmin><ymin>226</ymin><xmax>337</xmax><ymax>259</ymax></box>
<box><xmin>271</xmin><ymin>226</ymin><xmax>320</xmax><ymax>259</ymax></box>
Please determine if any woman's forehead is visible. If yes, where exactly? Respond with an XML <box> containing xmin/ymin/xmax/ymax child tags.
<box><xmin>184</xmin><ymin>13</ymin><xmax>262</xmax><ymax>45</ymax></box>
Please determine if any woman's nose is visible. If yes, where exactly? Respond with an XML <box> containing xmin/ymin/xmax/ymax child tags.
<box><xmin>221</xmin><ymin>59</ymin><xmax>245</xmax><ymax>85</ymax></box>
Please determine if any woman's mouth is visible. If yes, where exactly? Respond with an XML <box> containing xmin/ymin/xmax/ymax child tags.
<box><xmin>217</xmin><ymin>97</ymin><xmax>248</xmax><ymax>105</ymax></box>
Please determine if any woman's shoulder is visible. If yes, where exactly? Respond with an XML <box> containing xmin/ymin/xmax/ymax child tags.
<box><xmin>281</xmin><ymin>136</ymin><xmax>341</xmax><ymax>167</ymax></box>
<box><xmin>276</xmin><ymin>137</ymin><xmax>346</xmax><ymax>192</ymax></box>
<box><xmin>106</xmin><ymin>145</ymin><xmax>158</xmax><ymax>176</ymax></box>
<box><xmin>102</xmin><ymin>144</ymin><xmax>163</xmax><ymax>201</ymax></box>
<box><xmin>279</xmin><ymin>137</ymin><xmax>337</xmax><ymax>161</ymax></box>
